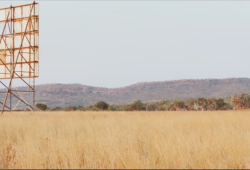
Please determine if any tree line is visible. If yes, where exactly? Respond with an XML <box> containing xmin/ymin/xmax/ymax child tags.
<box><xmin>36</xmin><ymin>93</ymin><xmax>250</xmax><ymax>111</ymax></box>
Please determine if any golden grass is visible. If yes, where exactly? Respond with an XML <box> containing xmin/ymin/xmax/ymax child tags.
<box><xmin>0</xmin><ymin>110</ymin><xmax>249</xmax><ymax>169</ymax></box>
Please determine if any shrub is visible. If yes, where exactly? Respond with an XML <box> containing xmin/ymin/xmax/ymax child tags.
<box><xmin>63</xmin><ymin>105</ymin><xmax>77</xmax><ymax>111</ymax></box>
<box><xmin>95</xmin><ymin>101</ymin><xmax>109</xmax><ymax>110</ymax></box>
<box><xmin>36</xmin><ymin>103</ymin><xmax>47</xmax><ymax>111</ymax></box>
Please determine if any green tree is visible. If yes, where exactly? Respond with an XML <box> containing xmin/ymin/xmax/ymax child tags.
<box><xmin>172</xmin><ymin>100</ymin><xmax>185</xmax><ymax>111</ymax></box>
<box><xmin>95</xmin><ymin>101</ymin><xmax>109</xmax><ymax>110</ymax></box>
<box><xmin>157</xmin><ymin>100</ymin><xmax>170</xmax><ymax>111</ymax></box>
<box><xmin>159</xmin><ymin>100</ymin><xmax>169</xmax><ymax>105</ymax></box>
<box><xmin>130</xmin><ymin>100</ymin><xmax>144</xmax><ymax>111</ymax></box>
<box><xmin>108</xmin><ymin>105</ymin><xmax>122</xmax><ymax>111</ymax></box>
<box><xmin>84</xmin><ymin>105</ymin><xmax>95</xmax><ymax>111</ymax></box>
<box><xmin>77</xmin><ymin>106</ymin><xmax>85</xmax><ymax>111</ymax></box>
<box><xmin>36</xmin><ymin>103</ymin><xmax>48</xmax><ymax>111</ymax></box>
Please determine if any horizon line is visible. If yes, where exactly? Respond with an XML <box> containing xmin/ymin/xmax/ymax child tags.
<box><xmin>33</xmin><ymin>77</ymin><xmax>250</xmax><ymax>89</ymax></box>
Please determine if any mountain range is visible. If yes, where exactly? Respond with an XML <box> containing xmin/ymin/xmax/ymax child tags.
<box><xmin>30</xmin><ymin>78</ymin><xmax>250</xmax><ymax>108</ymax></box>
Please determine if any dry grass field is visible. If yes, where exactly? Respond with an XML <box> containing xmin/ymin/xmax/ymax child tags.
<box><xmin>0</xmin><ymin>111</ymin><xmax>249</xmax><ymax>169</ymax></box>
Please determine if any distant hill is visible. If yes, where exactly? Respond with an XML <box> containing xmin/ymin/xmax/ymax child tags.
<box><xmin>33</xmin><ymin>78</ymin><xmax>250</xmax><ymax>108</ymax></box>
<box><xmin>2</xmin><ymin>78</ymin><xmax>250</xmax><ymax>108</ymax></box>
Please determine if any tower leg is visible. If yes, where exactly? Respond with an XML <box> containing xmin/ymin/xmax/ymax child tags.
<box><xmin>1</xmin><ymin>78</ymin><xmax>12</xmax><ymax>114</ymax></box>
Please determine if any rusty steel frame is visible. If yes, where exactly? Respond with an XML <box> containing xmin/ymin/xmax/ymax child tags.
<box><xmin>0</xmin><ymin>2</ymin><xmax>39</xmax><ymax>113</ymax></box>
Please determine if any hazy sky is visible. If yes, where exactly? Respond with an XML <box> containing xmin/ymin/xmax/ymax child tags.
<box><xmin>1</xmin><ymin>0</ymin><xmax>250</xmax><ymax>88</ymax></box>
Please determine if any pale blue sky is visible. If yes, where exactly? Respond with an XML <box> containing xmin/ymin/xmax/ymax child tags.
<box><xmin>1</xmin><ymin>0</ymin><xmax>250</xmax><ymax>88</ymax></box>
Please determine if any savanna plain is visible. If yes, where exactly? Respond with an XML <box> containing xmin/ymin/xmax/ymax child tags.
<box><xmin>0</xmin><ymin>111</ymin><xmax>249</xmax><ymax>169</ymax></box>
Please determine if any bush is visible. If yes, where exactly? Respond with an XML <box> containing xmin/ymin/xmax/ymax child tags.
<box><xmin>95</xmin><ymin>101</ymin><xmax>109</xmax><ymax>110</ymax></box>
<box><xmin>50</xmin><ymin>107</ymin><xmax>62</xmax><ymax>111</ymax></box>
<box><xmin>36</xmin><ymin>103</ymin><xmax>47</xmax><ymax>111</ymax></box>
<box><xmin>63</xmin><ymin>105</ymin><xmax>77</xmax><ymax>111</ymax></box>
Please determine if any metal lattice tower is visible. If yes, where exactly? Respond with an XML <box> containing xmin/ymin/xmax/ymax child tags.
<box><xmin>0</xmin><ymin>2</ymin><xmax>39</xmax><ymax>113</ymax></box>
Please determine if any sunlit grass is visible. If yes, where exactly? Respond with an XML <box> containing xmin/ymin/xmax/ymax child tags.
<box><xmin>0</xmin><ymin>111</ymin><xmax>249</xmax><ymax>169</ymax></box>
